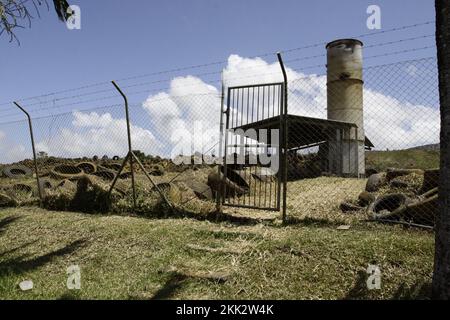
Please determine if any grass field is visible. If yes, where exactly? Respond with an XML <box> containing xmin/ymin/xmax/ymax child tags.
<box><xmin>0</xmin><ymin>203</ymin><xmax>434</xmax><ymax>300</ymax></box>
<box><xmin>366</xmin><ymin>149</ymin><xmax>440</xmax><ymax>172</ymax></box>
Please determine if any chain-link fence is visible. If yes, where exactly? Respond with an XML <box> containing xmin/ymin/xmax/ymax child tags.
<box><xmin>286</xmin><ymin>56</ymin><xmax>438</xmax><ymax>229</ymax></box>
<box><xmin>0</xmin><ymin>38</ymin><xmax>439</xmax><ymax>229</ymax></box>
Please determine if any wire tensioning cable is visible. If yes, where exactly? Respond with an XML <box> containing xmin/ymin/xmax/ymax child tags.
<box><xmin>0</xmin><ymin>20</ymin><xmax>435</xmax><ymax>107</ymax></box>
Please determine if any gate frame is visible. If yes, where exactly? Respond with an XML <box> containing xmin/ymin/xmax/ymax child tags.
<box><xmin>218</xmin><ymin>53</ymin><xmax>288</xmax><ymax>219</ymax></box>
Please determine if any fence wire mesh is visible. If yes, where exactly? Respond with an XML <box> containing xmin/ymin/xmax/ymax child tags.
<box><xmin>286</xmin><ymin>57</ymin><xmax>438</xmax><ymax>228</ymax></box>
<box><xmin>0</xmin><ymin>52</ymin><xmax>439</xmax><ymax>228</ymax></box>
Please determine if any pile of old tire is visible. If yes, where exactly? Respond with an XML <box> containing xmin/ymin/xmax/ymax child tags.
<box><xmin>149</xmin><ymin>164</ymin><xmax>164</xmax><ymax>176</ymax></box>
<box><xmin>101</xmin><ymin>163</ymin><xmax>122</xmax><ymax>172</ymax></box>
<box><xmin>0</xmin><ymin>181</ymin><xmax>39</xmax><ymax>206</ymax></box>
<box><xmin>0</xmin><ymin>193</ymin><xmax>17</xmax><ymax>207</ymax></box>
<box><xmin>340</xmin><ymin>191</ymin><xmax>377</xmax><ymax>213</ymax></box>
<box><xmin>10</xmin><ymin>183</ymin><xmax>33</xmax><ymax>195</ymax></box>
<box><xmin>50</xmin><ymin>164</ymin><xmax>84</xmax><ymax>180</ymax></box>
<box><xmin>421</xmin><ymin>169</ymin><xmax>439</xmax><ymax>193</ymax></box>
<box><xmin>76</xmin><ymin>162</ymin><xmax>97</xmax><ymax>174</ymax></box>
<box><xmin>92</xmin><ymin>163</ymin><xmax>133</xmax><ymax>181</ymax></box>
<box><xmin>365</xmin><ymin>172</ymin><xmax>387</xmax><ymax>192</ymax></box>
<box><xmin>183</xmin><ymin>180</ymin><xmax>213</xmax><ymax>200</ymax></box>
<box><xmin>2</xmin><ymin>165</ymin><xmax>33</xmax><ymax>179</ymax></box>
<box><xmin>367</xmin><ymin>189</ymin><xmax>437</xmax><ymax>225</ymax></box>
<box><xmin>151</xmin><ymin>183</ymin><xmax>182</xmax><ymax>204</ymax></box>
<box><xmin>367</xmin><ymin>193</ymin><xmax>411</xmax><ymax>220</ymax></box>
<box><xmin>92</xmin><ymin>166</ymin><xmax>116</xmax><ymax>181</ymax></box>
<box><xmin>42</xmin><ymin>175</ymin><xmax>114</xmax><ymax>213</ymax></box>
<box><xmin>38</xmin><ymin>178</ymin><xmax>54</xmax><ymax>192</ymax></box>
<box><xmin>365</xmin><ymin>168</ymin><xmax>425</xmax><ymax>193</ymax></box>
<box><xmin>207</xmin><ymin>166</ymin><xmax>250</xmax><ymax>198</ymax></box>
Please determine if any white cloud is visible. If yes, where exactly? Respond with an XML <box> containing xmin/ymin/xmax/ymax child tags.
<box><xmin>221</xmin><ymin>54</ymin><xmax>439</xmax><ymax>150</ymax></box>
<box><xmin>72</xmin><ymin>111</ymin><xmax>114</xmax><ymax>127</ymax></box>
<box><xmin>1</xmin><ymin>55</ymin><xmax>439</xmax><ymax>164</ymax></box>
<box><xmin>0</xmin><ymin>130</ymin><xmax>29</xmax><ymax>163</ymax></box>
<box><xmin>35</xmin><ymin>111</ymin><xmax>160</xmax><ymax>158</ymax></box>
<box><xmin>143</xmin><ymin>75</ymin><xmax>221</xmax><ymax>158</ymax></box>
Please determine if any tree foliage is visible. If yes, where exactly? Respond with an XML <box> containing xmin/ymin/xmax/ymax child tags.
<box><xmin>0</xmin><ymin>0</ymin><xmax>71</xmax><ymax>44</ymax></box>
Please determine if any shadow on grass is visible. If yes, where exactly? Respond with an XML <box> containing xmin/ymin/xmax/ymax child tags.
<box><xmin>150</xmin><ymin>272</ymin><xmax>188</xmax><ymax>300</ymax></box>
<box><xmin>0</xmin><ymin>240</ymin><xmax>38</xmax><ymax>257</ymax></box>
<box><xmin>0</xmin><ymin>215</ymin><xmax>22</xmax><ymax>235</ymax></box>
<box><xmin>138</xmin><ymin>206</ymin><xmax>272</xmax><ymax>227</ymax></box>
<box><xmin>391</xmin><ymin>282</ymin><xmax>431</xmax><ymax>300</ymax></box>
<box><xmin>281</xmin><ymin>216</ymin><xmax>342</xmax><ymax>228</ymax></box>
<box><xmin>57</xmin><ymin>291</ymin><xmax>82</xmax><ymax>300</ymax></box>
<box><xmin>0</xmin><ymin>239</ymin><xmax>87</xmax><ymax>277</ymax></box>
<box><xmin>344</xmin><ymin>270</ymin><xmax>432</xmax><ymax>300</ymax></box>
<box><xmin>148</xmin><ymin>268</ymin><xmax>228</xmax><ymax>300</ymax></box>
<box><xmin>343</xmin><ymin>271</ymin><xmax>369</xmax><ymax>300</ymax></box>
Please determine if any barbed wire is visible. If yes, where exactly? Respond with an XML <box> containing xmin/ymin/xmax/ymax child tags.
<box><xmin>0</xmin><ymin>53</ymin><xmax>437</xmax><ymax>122</ymax></box>
<box><xmin>0</xmin><ymin>20</ymin><xmax>435</xmax><ymax>108</ymax></box>
<box><xmin>0</xmin><ymin>92</ymin><xmax>222</xmax><ymax>122</ymax></box>
<box><xmin>0</xmin><ymin>38</ymin><xmax>436</xmax><ymax>118</ymax></box>
<box><xmin>0</xmin><ymin>56</ymin><xmax>437</xmax><ymax>125</ymax></box>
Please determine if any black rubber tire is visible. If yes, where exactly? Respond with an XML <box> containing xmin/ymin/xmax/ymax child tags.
<box><xmin>118</xmin><ymin>172</ymin><xmax>132</xmax><ymax>180</ymax></box>
<box><xmin>149</xmin><ymin>164</ymin><xmax>165</xmax><ymax>176</ymax></box>
<box><xmin>419</xmin><ymin>187</ymin><xmax>438</xmax><ymax>200</ymax></box>
<box><xmin>184</xmin><ymin>180</ymin><xmax>213</xmax><ymax>200</ymax></box>
<box><xmin>421</xmin><ymin>169</ymin><xmax>439</xmax><ymax>193</ymax></box>
<box><xmin>219</xmin><ymin>166</ymin><xmax>250</xmax><ymax>190</ymax></box>
<box><xmin>403</xmin><ymin>195</ymin><xmax>437</xmax><ymax>225</ymax></box>
<box><xmin>358</xmin><ymin>191</ymin><xmax>377</xmax><ymax>207</ymax></box>
<box><xmin>207</xmin><ymin>171</ymin><xmax>247</xmax><ymax>197</ymax></box>
<box><xmin>367</xmin><ymin>193</ymin><xmax>408</xmax><ymax>220</ymax></box>
<box><xmin>112</xmin><ymin>156</ymin><xmax>120</xmax><ymax>161</ymax></box>
<box><xmin>101</xmin><ymin>163</ymin><xmax>122</xmax><ymax>172</ymax></box>
<box><xmin>150</xmin><ymin>183</ymin><xmax>181</xmax><ymax>204</ymax></box>
<box><xmin>365</xmin><ymin>173</ymin><xmax>386</xmax><ymax>192</ymax></box>
<box><xmin>365</xmin><ymin>168</ymin><xmax>378</xmax><ymax>177</ymax></box>
<box><xmin>0</xmin><ymin>192</ymin><xmax>17</xmax><ymax>207</ymax></box>
<box><xmin>92</xmin><ymin>168</ymin><xmax>116</xmax><ymax>181</ymax></box>
<box><xmin>51</xmin><ymin>165</ymin><xmax>84</xmax><ymax>180</ymax></box>
<box><xmin>390</xmin><ymin>179</ymin><xmax>409</xmax><ymax>189</ymax></box>
<box><xmin>2</xmin><ymin>165</ymin><xmax>33</xmax><ymax>179</ymax></box>
<box><xmin>39</xmin><ymin>178</ymin><xmax>54</xmax><ymax>190</ymax></box>
<box><xmin>12</xmin><ymin>183</ymin><xmax>33</xmax><ymax>194</ymax></box>
<box><xmin>76</xmin><ymin>162</ymin><xmax>97</xmax><ymax>174</ymax></box>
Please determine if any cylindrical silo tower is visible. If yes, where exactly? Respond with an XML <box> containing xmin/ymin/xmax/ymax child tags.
<box><xmin>326</xmin><ymin>38</ymin><xmax>365</xmax><ymax>177</ymax></box>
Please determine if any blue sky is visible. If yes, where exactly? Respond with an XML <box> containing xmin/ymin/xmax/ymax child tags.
<box><xmin>0</xmin><ymin>0</ymin><xmax>439</xmax><ymax>162</ymax></box>
<box><xmin>1</xmin><ymin>0</ymin><xmax>436</xmax><ymax>103</ymax></box>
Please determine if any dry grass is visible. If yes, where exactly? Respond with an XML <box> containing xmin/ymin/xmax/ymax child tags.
<box><xmin>0</xmin><ymin>205</ymin><xmax>434</xmax><ymax>300</ymax></box>
<box><xmin>0</xmin><ymin>169</ymin><xmax>435</xmax><ymax>300</ymax></box>
<box><xmin>220</xmin><ymin>177</ymin><xmax>368</xmax><ymax>225</ymax></box>
<box><xmin>285</xmin><ymin>177</ymin><xmax>367</xmax><ymax>224</ymax></box>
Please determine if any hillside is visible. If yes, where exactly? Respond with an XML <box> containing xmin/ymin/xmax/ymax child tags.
<box><xmin>366</xmin><ymin>149</ymin><xmax>440</xmax><ymax>172</ymax></box>
<box><xmin>409</xmin><ymin>144</ymin><xmax>440</xmax><ymax>152</ymax></box>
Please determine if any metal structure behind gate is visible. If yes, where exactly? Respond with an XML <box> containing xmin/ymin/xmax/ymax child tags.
<box><xmin>221</xmin><ymin>82</ymin><xmax>286</xmax><ymax>211</ymax></box>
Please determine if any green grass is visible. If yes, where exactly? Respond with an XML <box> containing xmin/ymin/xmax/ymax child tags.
<box><xmin>366</xmin><ymin>149</ymin><xmax>440</xmax><ymax>172</ymax></box>
<box><xmin>0</xmin><ymin>207</ymin><xmax>434</xmax><ymax>300</ymax></box>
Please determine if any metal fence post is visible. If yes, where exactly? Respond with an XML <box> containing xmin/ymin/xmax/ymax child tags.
<box><xmin>277</xmin><ymin>52</ymin><xmax>289</xmax><ymax>223</ymax></box>
<box><xmin>109</xmin><ymin>80</ymin><xmax>173</xmax><ymax>211</ymax></box>
<box><xmin>216</xmin><ymin>71</ymin><xmax>226</xmax><ymax>212</ymax></box>
<box><xmin>12</xmin><ymin>102</ymin><xmax>43</xmax><ymax>203</ymax></box>
<box><xmin>111</xmin><ymin>81</ymin><xmax>137</xmax><ymax>208</ymax></box>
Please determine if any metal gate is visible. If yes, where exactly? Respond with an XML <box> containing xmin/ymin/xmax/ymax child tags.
<box><xmin>220</xmin><ymin>82</ymin><xmax>286</xmax><ymax>211</ymax></box>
